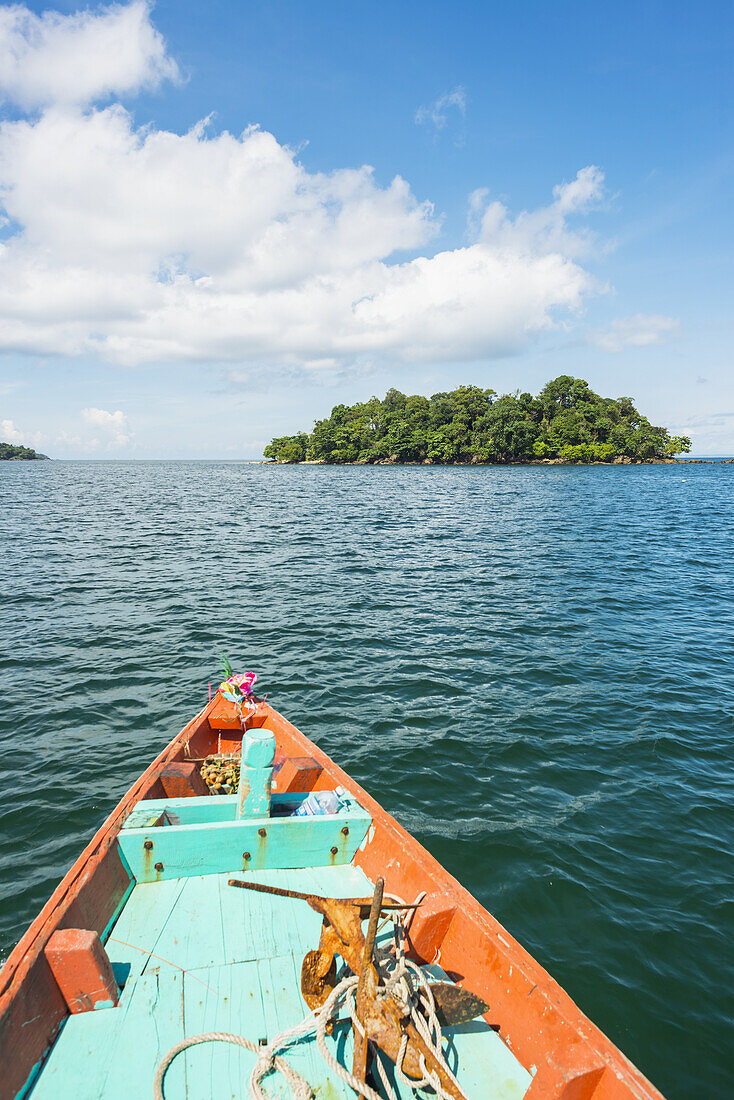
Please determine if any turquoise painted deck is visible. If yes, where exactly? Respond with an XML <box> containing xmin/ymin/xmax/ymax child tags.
<box><xmin>29</xmin><ymin>862</ymin><xmax>530</xmax><ymax>1100</ymax></box>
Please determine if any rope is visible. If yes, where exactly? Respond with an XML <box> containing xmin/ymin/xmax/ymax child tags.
<box><xmin>315</xmin><ymin>975</ymin><xmax>385</xmax><ymax>1100</ymax></box>
<box><xmin>373</xmin><ymin>919</ymin><xmax>463</xmax><ymax>1100</ymax></box>
<box><xmin>153</xmin><ymin>1025</ymin><xmax>316</xmax><ymax>1100</ymax></box>
<box><xmin>153</xmin><ymin>893</ymin><xmax>465</xmax><ymax>1100</ymax></box>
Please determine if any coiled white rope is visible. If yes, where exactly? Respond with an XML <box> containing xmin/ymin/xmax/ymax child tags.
<box><xmin>153</xmin><ymin>895</ymin><xmax>464</xmax><ymax>1100</ymax></box>
<box><xmin>153</xmin><ymin>1021</ymin><xmax>317</xmax><ymax>1100</ymax></box>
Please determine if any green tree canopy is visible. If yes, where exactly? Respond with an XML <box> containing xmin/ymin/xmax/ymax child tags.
<box><xmin>263</xmin><ymin>377</ymin><xmax>691</xmax><ymax>465</ymax></box>
<box><xmin>0</xmin><ymin>442</ymin><xmax>48</xmax><ymax>460</ymax></box>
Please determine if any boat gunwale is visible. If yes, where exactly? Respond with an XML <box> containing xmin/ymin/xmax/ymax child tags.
<box><xmin>0</xmin><ymin>703</ymin><xmax>208</xmax><ymax>1004</ymax></box>
<box><xmin>0</xmin><ymin>695</ymin><xmax>664</xmax><ymax>1100</ymax></box>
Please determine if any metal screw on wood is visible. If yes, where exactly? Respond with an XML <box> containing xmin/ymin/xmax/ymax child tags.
<box><xmin>154</xmin><ymin>862</ymin><xmax>164</xmax><ymax>871</ymax></box>
<box><xmin>243</xmin><ymin>852</ymin><xmax>251</xmax><ymax>861</ymax></box>
<box><xmin>330</xmin><ymin>846</ymin><xmax>338</xmax><ymax>855</ymax></box>
<box><xmin>258</xmin><ymin>828</ymin><xmax>267</xmax><ymax>837</ymax></box>
<box><xmin>143</xmin><ymin>841</ymin><xmax>154</xmax><ymax>850</ymax></box>
<box><xmin>341</xmin><ymin>826</ymin><xmax>349</xmax><ymax>836</ymax></box>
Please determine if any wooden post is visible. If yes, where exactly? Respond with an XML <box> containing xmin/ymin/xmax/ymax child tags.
<box><xmin>236</xmin><ymin>727</ymin><xmax>276</xmax><ymax>818</ymax></box>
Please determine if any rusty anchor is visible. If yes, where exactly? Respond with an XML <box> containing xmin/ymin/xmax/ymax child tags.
<box><xmin>228</xmin><ymin>876</ymin><xmax>487</xmax><ymax>1099</ymax></box>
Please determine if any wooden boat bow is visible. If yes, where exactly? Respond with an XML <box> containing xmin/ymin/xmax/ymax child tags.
<box><xmin>0</xmin><ymin>691</ymin><xmax>665</xmax><ymax>1100</ymax></box>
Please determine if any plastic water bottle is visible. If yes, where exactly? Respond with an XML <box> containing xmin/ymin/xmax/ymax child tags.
<box><xmin>296</xmin><ymin>790</ymin><xmax>340</xmax><ymax>816</ymax></box>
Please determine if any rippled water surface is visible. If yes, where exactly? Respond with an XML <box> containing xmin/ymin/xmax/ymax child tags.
<box><xmin>1</xmin><ymin>461</ymin><xmax>733</xmax><ymax>1097</ymax></box>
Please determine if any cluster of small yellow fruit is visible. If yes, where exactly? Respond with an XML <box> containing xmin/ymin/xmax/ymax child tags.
<box><xmin>200</xmin><ymin>757</ymin><xmax>240</xmax><ymax>794</ymax></box>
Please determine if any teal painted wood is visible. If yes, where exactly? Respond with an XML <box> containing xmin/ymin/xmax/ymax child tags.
<box><xmin>219</xmin><ymin>869</ymin><xmax>324</xmax><ymax>966</ymax></box>
<box><xmin>237</xmin><ymin>728</ymin><xmax>275</xmax><ymax>819</ymax></box>
<box><xmin>104</xmin><ymin>876</ymin><xmax>187</xmax><ymax>1000</ymax></box>
<box><xmin>151</xmin><ymin>875</ymin><xmax>227</xmax><ymax>972</ymax></box>
<box><xmin>118</xmin><ymin>809</ymin><xmax>371</xmax><ymax>882</ymax></box>
<box><xmin>258</xmin><ymin>952</ymin><xmax>355</xmax><ymax>1098</ymax></box>
<box><xmin>99</xmin><ymin>966</ymin><xmax>186</xmax><ymax>1099</ymax></box>
<box><xmin>236</xmin><ymin>763</ymin><xmax>273</xmax><ymax>819</ymax></box>
<box><xmin>439</xmin><ymin>1019</ymin><xmax>533</xmax><ymax>1100</ymax></box>
<box><xmin>306</xmin><ymin>863</ymin><xmax>374</xmax><ymax>898</ymax></box>
<box><xmin>108</xmin><ymin>867</ymin><xmax>374</xmax><ymax>986</ymax></box>
<box><xmin>27</xmin><ymin>1002</ymin><xmax>117</xmax><ymax>1099</ymax></box>
<box><xmin>240</xmin><ymin>727</ymin><xmax>276</xmax><ymax>768</ymax></box>
<box><xmin>121</xmin><ymin>807</ymin><xmax>169</xmax><ymax>830</ymax></box>
<box><xmin>124</xmin><ymin>795</ymin><xmax>239</xmax><ymax>827</ymax></box>
<box><xmin>182</xmin><ymin>960</ymin><xmax>267</xmax><ymax>1099</ymax></box>
<box><xmin>28</xmin><ymin>967</ymin><xmax>185</xmax><ymax>1100</ymax></box>
<box><xmin>122</xmin><ymin>790</ymin><xmax>360</xmax><ymax>829</ymax></box>
<box><xmin>181</xmin><ymin>953</ymin><xmax>356</xmax><ymax>1099</ymax></box>
<box><xmin>107</xmin><ymin>867</ymin><xmax>372</xmax><ymax>982</ymax></box>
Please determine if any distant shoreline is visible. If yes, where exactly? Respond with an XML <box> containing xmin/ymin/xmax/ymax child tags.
<box><xmin>259</xmin><ymin>457</ymin><xmax>734</xmax><ymax>466</ymax></box>
<box><xmin>2</xmin><ymin>456</ymin><xmax>731</xmax><ymax>464</ymax></box>
<box><xmin>0</xmin><ymin>443</ymin><xmax>49</xmax><ymax>461</ymax></box>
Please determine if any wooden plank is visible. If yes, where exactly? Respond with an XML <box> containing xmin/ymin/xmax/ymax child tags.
<box><xmin>104</xmin><ymin>878</ymin><xmax>187</xmax><ymax>1001</ymax></box>
<box><xmin>307</xmin><ymin>863</ymin><xmax>374</xmax><ymax>898</ymax></box>
<box><xmin>258</xmin><ymin>952</ymin><xmax>355</xmax><ymax>1099</ymax></box>
<box><xmin>26</xmin><ymin>1002</ymin><xmax>118</xmax><ymax>1099</ymax></box>
<box><xmin>150</xmin><ymin>876</ymin><xmax>227</xmax><ymax>973</ymax></box>
<box><xmin>101</xmin><ymin>966</ymin><xmax>186</xmax><ymax>1100</ymax></box>
<box><xmin>151</xmin><ymin>866</ymin><xmax>374</xmax><ymax>974</ymax></box>
<box><xmin>28</xmin><ymin>967</ymin><xmax>185</xmax><ymax>1100</ymax></box>
<box><xmin>120</xmin><ymin>808</ymin><xmax>169</xmax><ymax>830</ymax></box>
<box><xmin>219</xmin><ymin>869</ymin><xmax>324</xmax><ymax>966</ymax></box>
<box><xmin>117</xmin><ymin>811</ymin><xmax>371</xmax><ymax>883</ymax></box>
<box><xmin>122</xmin><ymin>796</ymin><xmax>237</xmax><ymax>828</ymax></box>
<box><xmin>121</xmin><ymin>791</ymin><xmax>347</xmax><ymax>828</ymax></box>
<box><xmin>182</xmin><ymin>961</ymin><xmax>266</xmax><ymax>1100</ymax></box>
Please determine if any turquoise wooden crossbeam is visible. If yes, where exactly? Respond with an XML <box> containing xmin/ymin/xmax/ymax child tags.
<box><xmin>121</xmin><ymin>792</ymin><xmax>358</xmax><ymax>830</ymax></box>
<box><xmin>117</xmin><ymin>808</ymin><xmax>372</xmax><ymax>882</ymax></box>
<box><xmin>121</xmin><ymin>795</ymin><xmax>240</xmax><ymax>828</ymax></box>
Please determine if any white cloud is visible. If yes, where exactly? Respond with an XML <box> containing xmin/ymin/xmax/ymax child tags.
<box><xmin>1</xmin><ymin>417</ymin><xmax>24</xmax><ymax>443</ymax></box>
<box><xmin>81</xmin><ymin>406</ymin><xmax>130</xmax><ymax>445</ymax></box>
<box><xmin>1</xmin><ymin>417</ymin><xmax>43</xmax><ymax>445</ymax></box>
<box><xmin>591</xmin><ymin>314</ymin><xmax>679</xmax><ymax>352</ymax></box>
<box><xmin>0</xmin><ymin>1</ymin><xmax>179</xmax><ymax>110</ymax></box>
<box><xmin>553</xmin><ymin>166</ymin><xmax>606</xmax><ymax>213</ymax></box>
<box><xmin>472</xmin><ymin>166</ymin><xmax>605</xmax><ymax>261</ymax></box>
<box><xmin>415</xmin><ymin>86</ymin><xmax>467</xmax><ymax>133</ymax></box>
<box><xmin>0</xmin><ymin>3</ymin><xmax>608</xmax><ymax>372</ymax></box>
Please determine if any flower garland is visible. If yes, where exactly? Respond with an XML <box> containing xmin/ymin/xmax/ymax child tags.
<box><xmin>217</xmin><ymin>653</ymin><xmax>258</xmax><ymax>722</ymax></box>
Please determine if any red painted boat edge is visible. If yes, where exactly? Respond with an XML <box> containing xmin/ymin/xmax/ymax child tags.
<box><xmin>0</xmin><ymin>697</ymin><xmax>665</xmax><ymax>1100</ymax></box>
<box><xmin>0</xmin><ymin>703</ymin><xmax>208</xmax><ymax>1099</ymax></box>
<box><xmin>260</xmin><ymin>704</ymin><xmax>663</xmax><ymax>1100</ymax></box>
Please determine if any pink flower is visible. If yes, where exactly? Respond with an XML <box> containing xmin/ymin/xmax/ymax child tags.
<box><xmin>234</xmin><ymin>671</ymin><xmax>257</xmax><ymax>693</ymax></box>
<box><xmin>221</xmin><ymin>671</ymin><xmax>257</xmax><ymax>694</ymax></box>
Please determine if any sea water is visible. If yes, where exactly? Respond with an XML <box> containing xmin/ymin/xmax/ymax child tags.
<box><xmin>1</xmin><ymin>460</ymin><xmax>732</xmax><ymax>1098</ymax></box>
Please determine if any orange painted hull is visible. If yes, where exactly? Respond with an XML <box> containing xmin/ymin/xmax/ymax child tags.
<box><xmin>0</xmin><ymin>697</ymin><xmax>664</xmax><ymax>1099</ymax></box>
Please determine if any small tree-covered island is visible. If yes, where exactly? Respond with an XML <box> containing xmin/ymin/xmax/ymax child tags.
<box><xmin>0</xmin><ymin>442</ymin><xmax>48</xmax><ymax>460</ymax></box>
<box><xmin>264</xmin><ymin>375</ymin><xmax>692</xmax><ymax>465</ymax></box>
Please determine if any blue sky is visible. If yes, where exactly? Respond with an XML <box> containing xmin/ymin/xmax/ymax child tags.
<box><xmin>0</xmin><ymin>0</ymin><xmax>732</xmax><ymax>456</ymax></box>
